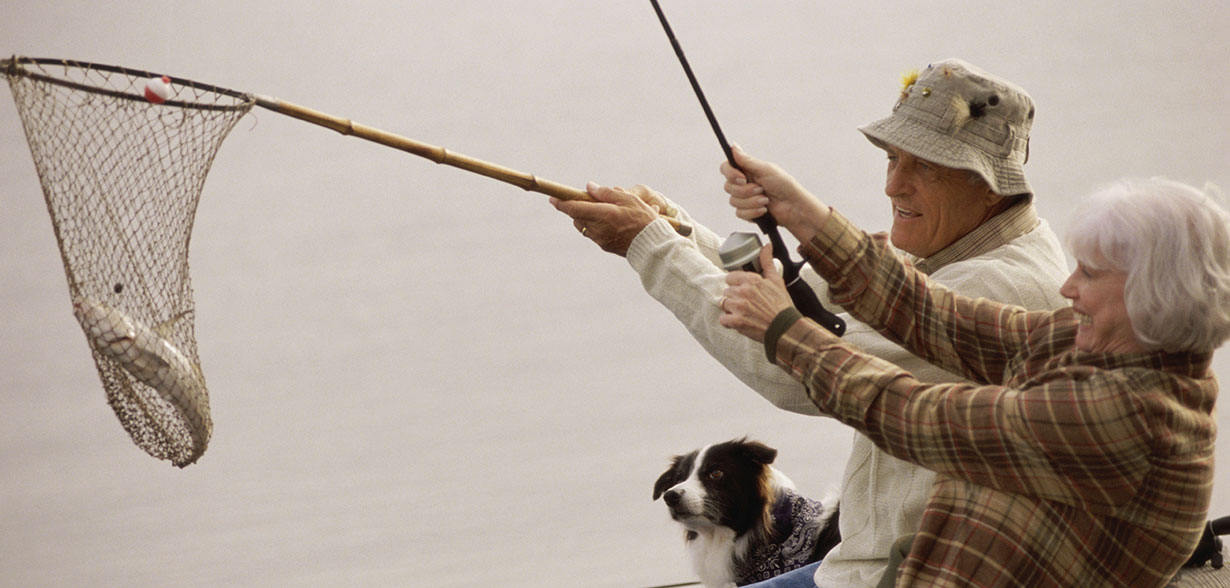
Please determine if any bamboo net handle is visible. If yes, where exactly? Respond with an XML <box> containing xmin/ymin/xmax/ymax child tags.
<box><xmin>253</xmin><ymin>96</ymin><xmax>692</xmax><ymax>236</ymax></box>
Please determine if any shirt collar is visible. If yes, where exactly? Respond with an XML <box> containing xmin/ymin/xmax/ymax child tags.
<box><xmin>909</xmin><ymin>198</ymin><xmax>1039</xmax><ymax>275</ymax></box>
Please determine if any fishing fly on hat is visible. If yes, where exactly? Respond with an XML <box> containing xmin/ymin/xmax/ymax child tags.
<box><xmin>859</xmin><ymin>58</ymin><xmax>1036</xmax><ymax>198</ymax></box>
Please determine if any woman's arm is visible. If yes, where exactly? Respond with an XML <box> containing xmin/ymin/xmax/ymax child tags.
<box><xmin>780</xmin><ymin>330</ymin><xmax>1157</xmax><ymax>512</ymax></box>
<box><xmin>798</xmin><ymin>209</ymin><xmax>1034</xmax><ymax>384</ymax></box>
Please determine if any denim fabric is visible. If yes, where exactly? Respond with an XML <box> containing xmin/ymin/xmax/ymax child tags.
<box><xmin>740</xmin><ymin>560</ymin><xmax>821</xmax><ymax>588</ymax></box>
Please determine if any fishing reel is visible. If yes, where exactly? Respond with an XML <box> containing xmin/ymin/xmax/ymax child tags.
<box><xmin>719</xmin><ymin>232</ymin><xmax>846</xmax><ymax>336</ymax></box>
<box><xmin>718</xmin><ymin>231</ymin><xmax>765</xmax><ymax>273</ymax></box>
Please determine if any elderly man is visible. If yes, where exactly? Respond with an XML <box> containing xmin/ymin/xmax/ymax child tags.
<box><xmin>552</xmin><ymin>59</ymin><xmax>1069</xmax><ymax>587</ymax></box>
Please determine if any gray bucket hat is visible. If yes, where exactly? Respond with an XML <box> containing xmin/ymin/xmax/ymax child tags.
<box><xmin>859</xmin><ymin>59</ymin><xmax>1035</xmax><ymax>197</ymax></box>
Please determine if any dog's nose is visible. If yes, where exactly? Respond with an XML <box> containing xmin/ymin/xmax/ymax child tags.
<box><xmin>663</xmin><ymin>489</ymin><xmax>682</xmax><ymax>507</ymax></box>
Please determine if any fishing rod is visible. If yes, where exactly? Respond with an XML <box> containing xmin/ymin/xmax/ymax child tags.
<box><xmin>648</xmin><ymin>0</ymin><xmax>845</xmax><ymax>336</ymax></box>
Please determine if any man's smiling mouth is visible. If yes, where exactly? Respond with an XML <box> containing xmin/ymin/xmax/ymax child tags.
<box><xmin>894</xmin><ymin>205</ymin><xmax>920</xmax><ymax>218</ymax></box>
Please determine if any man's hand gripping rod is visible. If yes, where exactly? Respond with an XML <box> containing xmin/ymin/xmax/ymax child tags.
<box><xmin>648</xmin><ymin>0</ymin><xmax>845</xmax><ymax>336</ymax></box>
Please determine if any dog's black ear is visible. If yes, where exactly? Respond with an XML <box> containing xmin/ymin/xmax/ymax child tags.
<box><xmin>739</xmin><ymin>439</ymin><xmax>778</xmax><ymax>465</ymax></box>
<box><xmin>653</xmin><ymin>450</ymin><xmax>697</xmax><ymax>500</ymax></box>
<box><xmin>653</xmin><ymin>466</ymin><xmax>679</xmax><ymax>501</ymax></box>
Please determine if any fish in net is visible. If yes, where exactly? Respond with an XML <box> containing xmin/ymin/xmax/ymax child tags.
<box><xmin>4</xmin><ymin>57</ymin><xmax>253</xmax><ymax>466</ymax></box>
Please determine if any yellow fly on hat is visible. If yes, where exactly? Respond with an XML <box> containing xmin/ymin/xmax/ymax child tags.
<box><xmin>861</xmin><ymin>58</ymin><xmax>1036</xmax><ymax>198</ymax></box>
<box><xmin>899</xmin><ymin>69</ymin><xmax>919</xmax><ymax>103</ymax></box>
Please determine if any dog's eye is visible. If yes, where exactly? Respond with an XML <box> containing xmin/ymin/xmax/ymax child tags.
<box><xmin>707</xmin><ymin>469</ymin><xmax>724</xmax><ymax>481</ymax></box>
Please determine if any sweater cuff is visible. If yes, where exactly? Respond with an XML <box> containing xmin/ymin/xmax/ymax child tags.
<box><xmin>764</xmin><ymin>307</ymin><xmax>804</xmax><ymax>363</ymax></box>
<box><xmin>626</xmin><ymin>217</ymin><xmax>682</xmax><ymax>271</ymax></box>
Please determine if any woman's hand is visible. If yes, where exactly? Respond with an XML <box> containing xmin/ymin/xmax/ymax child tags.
<box><xmin>718</xmin><ymin>244</ymin><xmax>795</xmax><ymax>343</ymax></box>
<box><xmin>721</xmin><ymin>145</ymin><xmax>831</xmax><ymax>244</ymax></box>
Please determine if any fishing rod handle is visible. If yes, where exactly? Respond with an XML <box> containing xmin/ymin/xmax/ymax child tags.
<box><xmin>742</xmin><ymin>179</ymin><xmax>844</xmax><ymax>335</ymax></box>
<box><xmin>785</xmin><ymin>274</ymin><xmax>847</xmax><ymax>337</ymax></box>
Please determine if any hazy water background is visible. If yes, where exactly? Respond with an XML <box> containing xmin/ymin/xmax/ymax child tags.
<box><xmin>2</xmin><ymin>2</ymin><xmax>1229</xmax><ymax>586</ymax></box>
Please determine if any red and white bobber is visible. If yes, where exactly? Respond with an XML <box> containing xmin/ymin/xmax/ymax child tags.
<box><xmin>143</xmin><ymin>75</ymin><xmax>172</xmax><ymax>104</ymax></box>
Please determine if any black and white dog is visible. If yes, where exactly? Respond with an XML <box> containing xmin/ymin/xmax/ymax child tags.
<box><xmin>653</xmin><ymin>438</ymin><xmax>840</xmax><ymax>588</ymax></box>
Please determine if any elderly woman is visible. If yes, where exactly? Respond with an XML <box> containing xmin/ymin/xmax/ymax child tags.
<box><xmin>719</xmin><ymin>164</ymin><xmax>1230</xmax><ymax>586</ymax></box>
<box><xmin>553</xmin><ymin>59</ymin><xmax>1069</xmax><ymax>586</ymax></box>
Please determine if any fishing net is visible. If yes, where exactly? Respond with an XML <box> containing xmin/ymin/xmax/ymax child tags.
<box><xmin>4</xmin><ymin>57</ymin><xmax>254</xmax><ymax>466</ymax></box>
<box><xmin>3</xmin><ymin>54</ymin><xmax>691</xmax><ymax>468</ymax></box>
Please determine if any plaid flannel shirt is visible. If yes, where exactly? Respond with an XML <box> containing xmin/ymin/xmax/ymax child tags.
<box><xmin>768</xmin><ymin>210</ymin><xmax>1217</xmax><ymax>587</ymax></box>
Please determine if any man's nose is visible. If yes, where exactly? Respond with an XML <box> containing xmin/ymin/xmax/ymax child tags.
<box><xmin>885</xmin><ymin>164</ymin><xmax>911</xmax><ymax>198</ymax></box>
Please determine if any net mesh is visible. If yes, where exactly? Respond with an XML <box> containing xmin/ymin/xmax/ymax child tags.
<box><xmin>4</xmin><ymin>57</ymin><xmax>254</xmax><ymax>466</ymax></box>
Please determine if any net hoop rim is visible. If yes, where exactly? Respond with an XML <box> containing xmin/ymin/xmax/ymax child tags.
<box><xmin>3</xmin><ymin>55</ymin><xmax>254</xmax><ymax>112</ymax></box>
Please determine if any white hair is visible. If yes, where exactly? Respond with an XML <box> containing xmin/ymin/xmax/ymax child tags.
<box><xmin>1066</xmin><ymin>177</ymin><xmax>1230</xmax><ymax>352</ymax></box>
